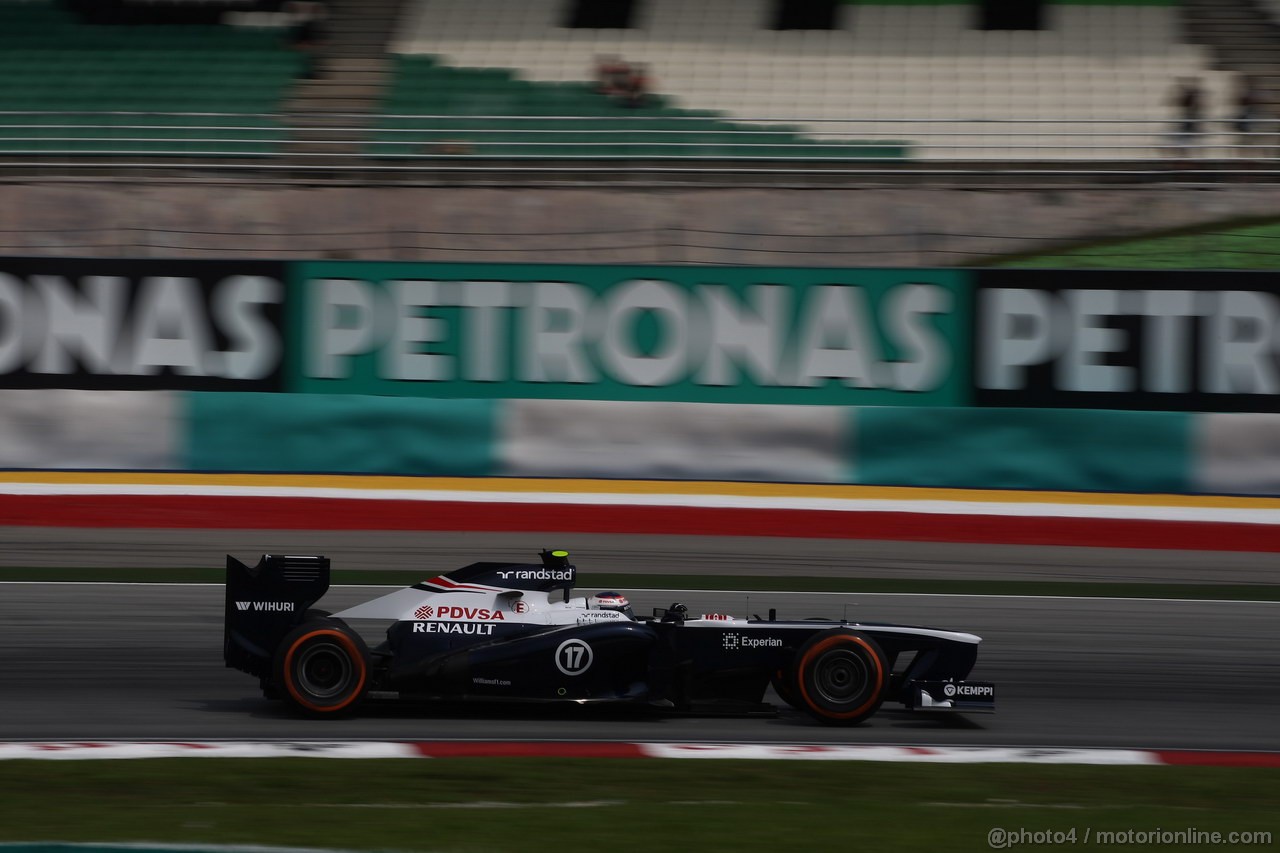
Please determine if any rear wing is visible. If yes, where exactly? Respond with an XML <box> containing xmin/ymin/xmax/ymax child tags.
<box><xmin>223</xmin><ymin>554</ymin><xmax>330</xmax><ymax>678</ymax></box>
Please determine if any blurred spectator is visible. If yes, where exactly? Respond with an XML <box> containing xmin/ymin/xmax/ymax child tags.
<box><xmin>621</xmin><ymin>63</ymin><xmax>650</xmax><ymax>108</ymax></box>
<box><xmin>288</xmin><ymin>0</ymin><xmax>327</xmax><ymax>79</ymax></box>
<box><xmin>1233</xmin><ymin>75</ymin><xmax>1260</xmax><ymax>157</ymax></box>
<box><xmin>288</xmin><ymin>1</ymin><xmax>327</xmax><ymax>46</ymax></box>
<box><xmin>595</xmin><ymin>55</ymin><xmax>630</xmax><ymax>97</ymax></box>
<box><xmin>1169</xmin><ymin>77</ymin><xmax>1204</xmax><ymax>159</ymax></box>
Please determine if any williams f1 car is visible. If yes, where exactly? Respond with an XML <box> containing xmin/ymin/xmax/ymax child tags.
<box><xmin>224</xmin><ymin>550</ymin><xmax>994</xmax><ymax>725</ymax></box>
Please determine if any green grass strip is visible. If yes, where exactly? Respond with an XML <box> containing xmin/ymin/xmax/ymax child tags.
<box><xmin>0</xmin><ymin>760</ymin><xmax>1275</xmax><ymax>853</ymax></box>
<box><xmin>3</xmin><ymin>566</ymin><xmax>1280</xmax><ymax>601</ymax></box>
<box><xmin>990</xmin><ymin>216</ymin><xmax>1280</xmax><ymax>270</ymax></box>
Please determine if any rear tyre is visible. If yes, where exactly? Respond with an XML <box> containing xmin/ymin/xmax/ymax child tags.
<box><xmin>793</xmin><ymin>629</ymin><xmax>887</xmax><ymax>726</ymax></box>
<box><xmin>273</xmin><ymin>619</ymin><xmax>370</xmax><ymax>717</ymax></box>
<box><xmin>265</xmin><ymin>610</ymin><xmax>331</xmax><ymax>701</ymax></box>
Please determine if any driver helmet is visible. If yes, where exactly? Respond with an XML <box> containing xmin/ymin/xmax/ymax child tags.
<box><xmin>591</xmin><ymin>591</ymin><xmax>634</xmax><ymax>619</ymax></box>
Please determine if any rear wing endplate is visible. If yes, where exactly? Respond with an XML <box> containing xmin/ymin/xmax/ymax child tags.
<box><xmin>223</xmin><ymin>553</ymin><xmax>330</xmax><ymax>678</ymax></box>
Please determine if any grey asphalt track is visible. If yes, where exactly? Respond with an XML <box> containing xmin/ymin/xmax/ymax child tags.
<box><xmin>2</xmin><ymin>577</ymin><xmax>1278</xmax><ymax>750</ymax></box>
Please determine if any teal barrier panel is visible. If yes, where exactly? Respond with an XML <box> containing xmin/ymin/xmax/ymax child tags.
<box><xmin>186</xmin><ymin>392</ymin><xmax>499</xmax><ymax>476</ymax></box>
<box><xmin>853</xmin><ymin>407</ymin><xmax>1193</xmax><ymax>493</ymax></box>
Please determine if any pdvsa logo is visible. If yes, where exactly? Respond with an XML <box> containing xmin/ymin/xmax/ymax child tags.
<box><xmin>429</xmin><ymin>606</ymin><xmax>506</xmax><ymax>621</ymax></box>
<box><xmin>414</xmin><ymin>605</ymin><xmax>434</xmax><ymax>619</ymax></box>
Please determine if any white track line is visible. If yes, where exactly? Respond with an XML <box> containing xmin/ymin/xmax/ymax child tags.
<box><xmin>0</xmin><ymin>581</ymin><xmax>1276</xmax><ymax>605</ymax></box>
<box><xmin>0</xmin><ymin>741</ymin><xmax>1274</xmax><ymax>766</ymax></box>
<box><xmin>1</xmin><ymin>581</ymin><xmax>1277</xmax><ymax>605</ymax></box>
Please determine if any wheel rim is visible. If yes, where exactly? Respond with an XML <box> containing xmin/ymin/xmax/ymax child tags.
<box><xmin>813</xmin><ymin>649</ymin><xmax>869</xmax><ymax>705</ymax></box>
<box><xmin>295</xmin><ymin>641</ymin><xmax>353</xmax><ymax>700</ymax></box>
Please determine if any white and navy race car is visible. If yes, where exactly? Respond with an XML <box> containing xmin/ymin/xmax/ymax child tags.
<box><xmin>224</xmin><ymin>550</ymin><xmax>994</xmax><ymax>725</ymax></box>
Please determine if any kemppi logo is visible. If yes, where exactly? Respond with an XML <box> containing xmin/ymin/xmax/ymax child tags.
<box><xmin>953</xmin><ymin>684</ymin><xmax>993</xmax><ymax>697</ymax></box>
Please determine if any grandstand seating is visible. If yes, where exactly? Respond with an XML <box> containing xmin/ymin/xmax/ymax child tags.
<box><xmin>386</xmin><ymin>0</ymin><xmax>1240</xmax><ymax>160</ymax></box>
<box><xmin>372</xmin><ymin>56</ymin><xmax>909</xmax><ymax>159</ymax></box>
<box><xmin>0</xmin><ymin>0</ymin><xmax>301</xmax><ymax>155</ymax></box>
<box><xmin>0</xmin><ymin>0</ymin><xmax>1256</xmax><ymax>163</ymax></box>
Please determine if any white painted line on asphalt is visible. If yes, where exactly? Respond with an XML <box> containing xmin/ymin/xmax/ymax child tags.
<box><xmin>297</xmin><ymin>800</ymin><xmax>626</xmax><ymax>809</ymax></box>
<box><xmin>0</xmin><ymin>840</ymin><xmax>368</xmax><ymax>845</ymax></box>
<box><xmin>640</xmin><ymin>744</ymin><xmax>1164</xmax><ymax>764</ymax></box>
<box><xmin>0</xmin><ymin>741</ymin><xmax>1274</xmax><ymax>766</ymax></box>
<box><xmin>0</xmin><ymin>581</ymin><xmax>223</xmax><ymax>587</ymax></box>
<box><xmin>0</xmin><ymin>742</ymin><xmax>416</xmax><ymax>760</ymax></box>
<box><xmin>624</xmin><ymin>589</ymin><xmax>1280</xmax><ymax>601</ymax></box>
<box><xmin>0</xmin><ymin>581</ymin><xmax>1277</xmax><ymax>605</ymax></box>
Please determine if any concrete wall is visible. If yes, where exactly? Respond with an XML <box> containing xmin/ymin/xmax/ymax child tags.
<box><xmin>3</xmin><ymin>182</ymin><xmax>1279</xmax><ymax>266</ymax></box>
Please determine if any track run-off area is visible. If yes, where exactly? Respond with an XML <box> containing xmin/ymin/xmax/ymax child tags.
<box><xmin>1</xmin><ymin>474</ymin><xmax>1278</xmax><ymax>753</ymax></box>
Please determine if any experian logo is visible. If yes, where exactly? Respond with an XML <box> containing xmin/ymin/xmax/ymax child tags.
<box><xmin>722</xmin><ymin>633</ymin><xmax>782</xmax><ymax>650</ymax></box>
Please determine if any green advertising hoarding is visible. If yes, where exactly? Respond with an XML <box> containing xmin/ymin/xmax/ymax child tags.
<box><xmin>288</xmin><ymin>263</ymin><xmax>972</xmax><ymax>405</ymax></box>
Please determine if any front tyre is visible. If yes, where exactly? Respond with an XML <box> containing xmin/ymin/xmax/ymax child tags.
<box><xmin>273</xmin><ymin>619</ymin><xmax>370</xmax><ymax>717</ymax></box>
<box><xmin>793</xmin><ymin>629</ymin><xmax>887</xmax><ymax>726</ymax></box>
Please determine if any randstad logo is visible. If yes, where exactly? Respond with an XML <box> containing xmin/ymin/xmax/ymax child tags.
<box><xmin>496</xmin><ymin>569</ymin><xmax>573</xmax><ymax>581</ymax></box>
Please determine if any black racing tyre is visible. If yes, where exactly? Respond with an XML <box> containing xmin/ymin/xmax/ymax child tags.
<box><xmin>770</xmin><ymin>666</ymin><xmax>802</xmax><ymax>710</ymax></box>
<box><xmin>273</xmin><ymin>619</ymin><xmax>370</xmax><ymax>717</ymax></box>
<box><xmin>792</xmin><ymin>629</ymin><xmax>888</xmax><ymax>726</ymax></box>
<box><xmin>260</xmin><ymin>605</ymin><xmax>330</xmax><ymax>703</ymax></box>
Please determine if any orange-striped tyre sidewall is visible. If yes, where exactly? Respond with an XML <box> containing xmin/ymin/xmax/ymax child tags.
<box><xmin>277</xmin><ymin>625</ymin><xmax>369</xmax><ymax>715</ymax></box>
<box><xmin>794</xmin><ymin>631</ymin><xmax>887</xmax><ymax>725</ymax></box>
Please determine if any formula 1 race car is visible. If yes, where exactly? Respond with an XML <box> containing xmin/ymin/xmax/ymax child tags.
<box><xmin>224</xmin><ymin>550</ymin><xmax>995</xmax><ymax>725</ymax></box>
